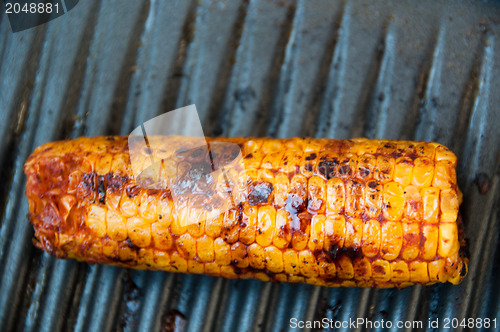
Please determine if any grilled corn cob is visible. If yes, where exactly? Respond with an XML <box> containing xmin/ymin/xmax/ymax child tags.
<box><xmin>24</xmin><ymin>136</ymin><xmax>468</xmax><ymax>288</ymax></box>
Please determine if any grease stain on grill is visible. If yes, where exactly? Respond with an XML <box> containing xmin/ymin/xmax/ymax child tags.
<box><xmin>119</xmin><ymin>272</ymin><xmax>142</xmax><ymax>332</ymax></box>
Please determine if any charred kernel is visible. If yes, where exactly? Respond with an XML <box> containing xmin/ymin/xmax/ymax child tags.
<box><xmin>361</xmin><ymin>220</ymin><xmax>381</xmax><ymax>258</ymax></box>
<box><xmin>353</xmin><ymin>257</ymin><xmax>372</xmax><ymax>280</ymax></box>
<box><xmin>380</xmin><ymin>222</ymin><xmax>403</xmax><ymax>261</ymax></box>
<box><xmin>372</xmin><ymin>259</ymin><xmax>391</xmax><ymax>282</ymax></box>
<box><xmin>324</xmin><ymin>215</ymin><xmax>346</xmax><ymax>251</ymax></box>
<box><xmin>390</xmin><ymin>261</ymin><xmax>410</xmax><ymax>282</ymax></box>
<box><xmin>336</xmin><ymin>255</ymin><xmax>354</xmax><ymax>279</ymax></box>
<box><xmin>299</xmin><ymin>250</ymin><xmax>318</xmax><ymax>278</ymax></box>
<box><xmin>401</xmin><ymin>223</ymin><xmax>420</xmax><ymax>261</ymax></box>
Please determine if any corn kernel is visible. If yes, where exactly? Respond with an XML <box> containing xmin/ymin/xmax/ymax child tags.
<box><xmin>126</xmin><ymin>216</ymin><xmax>151</xmax><ymax>247</ymax></box>
<box><xmin>361</xmin><ymin>219</ymin><xmax>380</xmax><ymax>258</ymax></box>
<box><xmin>256</xmin><ymin>205</ymin><xmax>276</xmax><ymax>247</ymax></box>
<box><xmin>326</xmin><ymin>178</ymin><xmax>345</xmax><ymax>214</ymax></box>
<box><xmin>197</xmin><ymin>235</ymin><xmax>215</xmax><ymax>263</ymax></box>
<box><xmin>86</xmin><ymin>205</ymin><xmax>107</xmax><ymax>238</ymax></box>
<box><xmin>380</xmin><ymin>221</ymin><xmax>403</xmax><ymax>260</ymax></box>
<box><xmin>264</xmin><ymin>246</ymin><xmax>284</xmax><ymax>273</ymax></box>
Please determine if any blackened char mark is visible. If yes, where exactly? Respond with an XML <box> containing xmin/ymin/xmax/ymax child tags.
<box><xmin>326</xmin><ymin>245</ymin><xmax>363</xmax><ymax>261</ymax></box>
<box><xmin>97</xmin><ymin>176</ymin><xmax>105</xmax><ymax>204</ymax></box>
<box><xmin>248</xmin><ymin>181</ymin><xmax>273</xmax><ymax>205</ymax></box>
<box><xmin>318</xmin><ymin>159</ymin><xmax>338</xmax><ymax>179</ymax></box>
<box><xmin>106</xmin><ymin>173</ymin><xmax>130</xmax><ymax>193</ymax></box>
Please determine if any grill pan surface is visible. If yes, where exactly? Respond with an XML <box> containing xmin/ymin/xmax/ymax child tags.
<box><xmin>0</xmin><ymin>0</ymin><xmax>499</xmax><ymax>331</ymax></box>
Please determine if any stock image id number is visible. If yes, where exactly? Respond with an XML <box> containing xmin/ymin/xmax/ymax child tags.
<box><xmin>5</xmin><ymin>1</ymin><xmax>59</xmax><ymax>14</ymax></box>
<box><xmin>440</xmin><ymin>317</ymin><xmax>496</xmax><ymax>329</ymax></box>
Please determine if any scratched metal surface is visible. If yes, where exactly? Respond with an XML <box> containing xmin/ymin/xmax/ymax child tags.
<box><xmin>0</xmin><ymin>0</ymin><xmax>499</xmax><ymax>331</ymax></box>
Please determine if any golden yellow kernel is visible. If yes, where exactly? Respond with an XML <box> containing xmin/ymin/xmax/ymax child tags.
<box><xmin>256</xmin><ymin>205</ymin><xmax>276</xmax><ymax>247</ymax></box>
<box><xmin>412</xmin><ymin>158</ymin><xmax>434</xmax><ymax>188</ymax></box>
<box><xmin>205</xmin><ymin>213</ymin><xmax>224</xmax><ymax>238</ymax></box>
<box><xmin>214</xmin><ymin>238</ymin><xmax>231</xmax><ymax>266</ymax></box>
<box><xmin>264</xmin><ymin>246</ymin><xmax>284</xmax><ymax>273</ymax></box>
<box><xmin>187</xmin><ymin>260</ymin><xmax>205</xmax><ymax>274</ymax></box>
<box><xmin>204</xmin><ymin>262</ymin><xmax>221</xmax><ymax>276</ymax></box>
<box><xmin>394</xmin><ymin>157</ymin><xmax>413</xmax><ymax>187</ymax></box>
<box><xmin>153</xmin><ymin>250</ymin><xmax>170</xmax><ymax>267</ymax></box>
<box><xmin>157</xmin><ymin>194</ymin><xmax>173</xmax><ymax>227</ymax></box>
<box><xmin>409</xmin><ymin>261</ymin><xmax>429</xmax><ymax>283</ymax></box>
<box><xmin>433</xmin><ymin>161</ymin><xmax>454</xmax><ymax>189</ymax></box>
<box><xmin>248</xmin><ymin>243</ymin><xmax>265</xmax><ymax>269</ymax></box>
<box><xmin>139</xmin><ymin>191</ymin><xmax>157</xmax><ymax>222</ymax></box>
<box><xmin>275</xmin><ymin>274</ymin><xmax>288</xmax><ymax>283</ymax></box>
<box><xmin>318</xmin><ymin>260</ymin><xmax>336</xmax><ymax>278</ymax></box>
<box><xmin>106</xmin><ymin>208</ymin><xmax>127</xmax><ymax>241</ymax></box>
<box><xmin>283</xmin><ymin>249</ymin><xmax>300</xmax><ymax>275</ymax></box>
<box><xmin>420</xmin><ymin>187</ymin><xmax>439</xmax><ymax>223</ymax></box>
<box><xmin>240</xmin><ymin>206</ymin><xmax>257</xmax><ymax>245</ymax></box>
<box><xmin>438</xmin><ymin>223</ymin><xmax>459</xmax><ymax>257</ymax></box>
<box><xmin>176</xmin><ymin>233</ymin><xmax>197</xmax><ymax>259</ymax></box>
<box><xmin>151</xmin><ymin>222</ymin><xmax>173</xmax><ymax>250</ymax></box>
<box><xmin>197</xmin><ymin>235</ymin><xmax>215</xmax><ymax>263</ymax></box>
<box><xmin>222</xmin><ymin>209</ymin><xmax>240</xmax><ymax>244</ymax></box>
<box><xmin>356</xmin><ymin>154</ymin><xmax>376</xmax><ymax>179</ymax></box>
<box><xmin>120</xmin><ymin>191</ymin><xmax>139</xmax><ymax>218</ymax></box>
<box><xmin>440</xmin><ymin>189</ymin><xmax>459</xmax><ymax>223</ymax></box>
<box><xmin>86</xmin><ymin>205</ymin><xmax>107</xmax><ymax>238</ymax></box>
<box><xmin>231</xmin><ymin>242</ymin><xmax>249</xmax><ymax>268</ymax></box>
<box><xmin>170</xmin><ymin>252</ymin><xmax>188</xmax><ymax>273</ymax></box>
<box><xmin>308</xmin><ymin>215</ymin><xmax>325</xmax><ymax>251</ymax></box>
<box><xmin>422</xmin><ymin>225</ymin><xmax>438</xmax><ymax>260</ymax></box>
<box><xmin>383</xmin><ymin>182</ymin><xmax>404</xmax><ymax>221</ymax></box>
<box><xmin>137</xmin><ymin>248</ymin><xmax>155</xmax><ymax>268</ymax></box>
<box><xmin>126</xmin><ymin>216</ymin><xmax>151</xmax><ymax>248</ymax></box>
<box><xmin>428</xmin><ymin>259</ymin><xmax>447</xmax><ymax>282</ymax></box>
